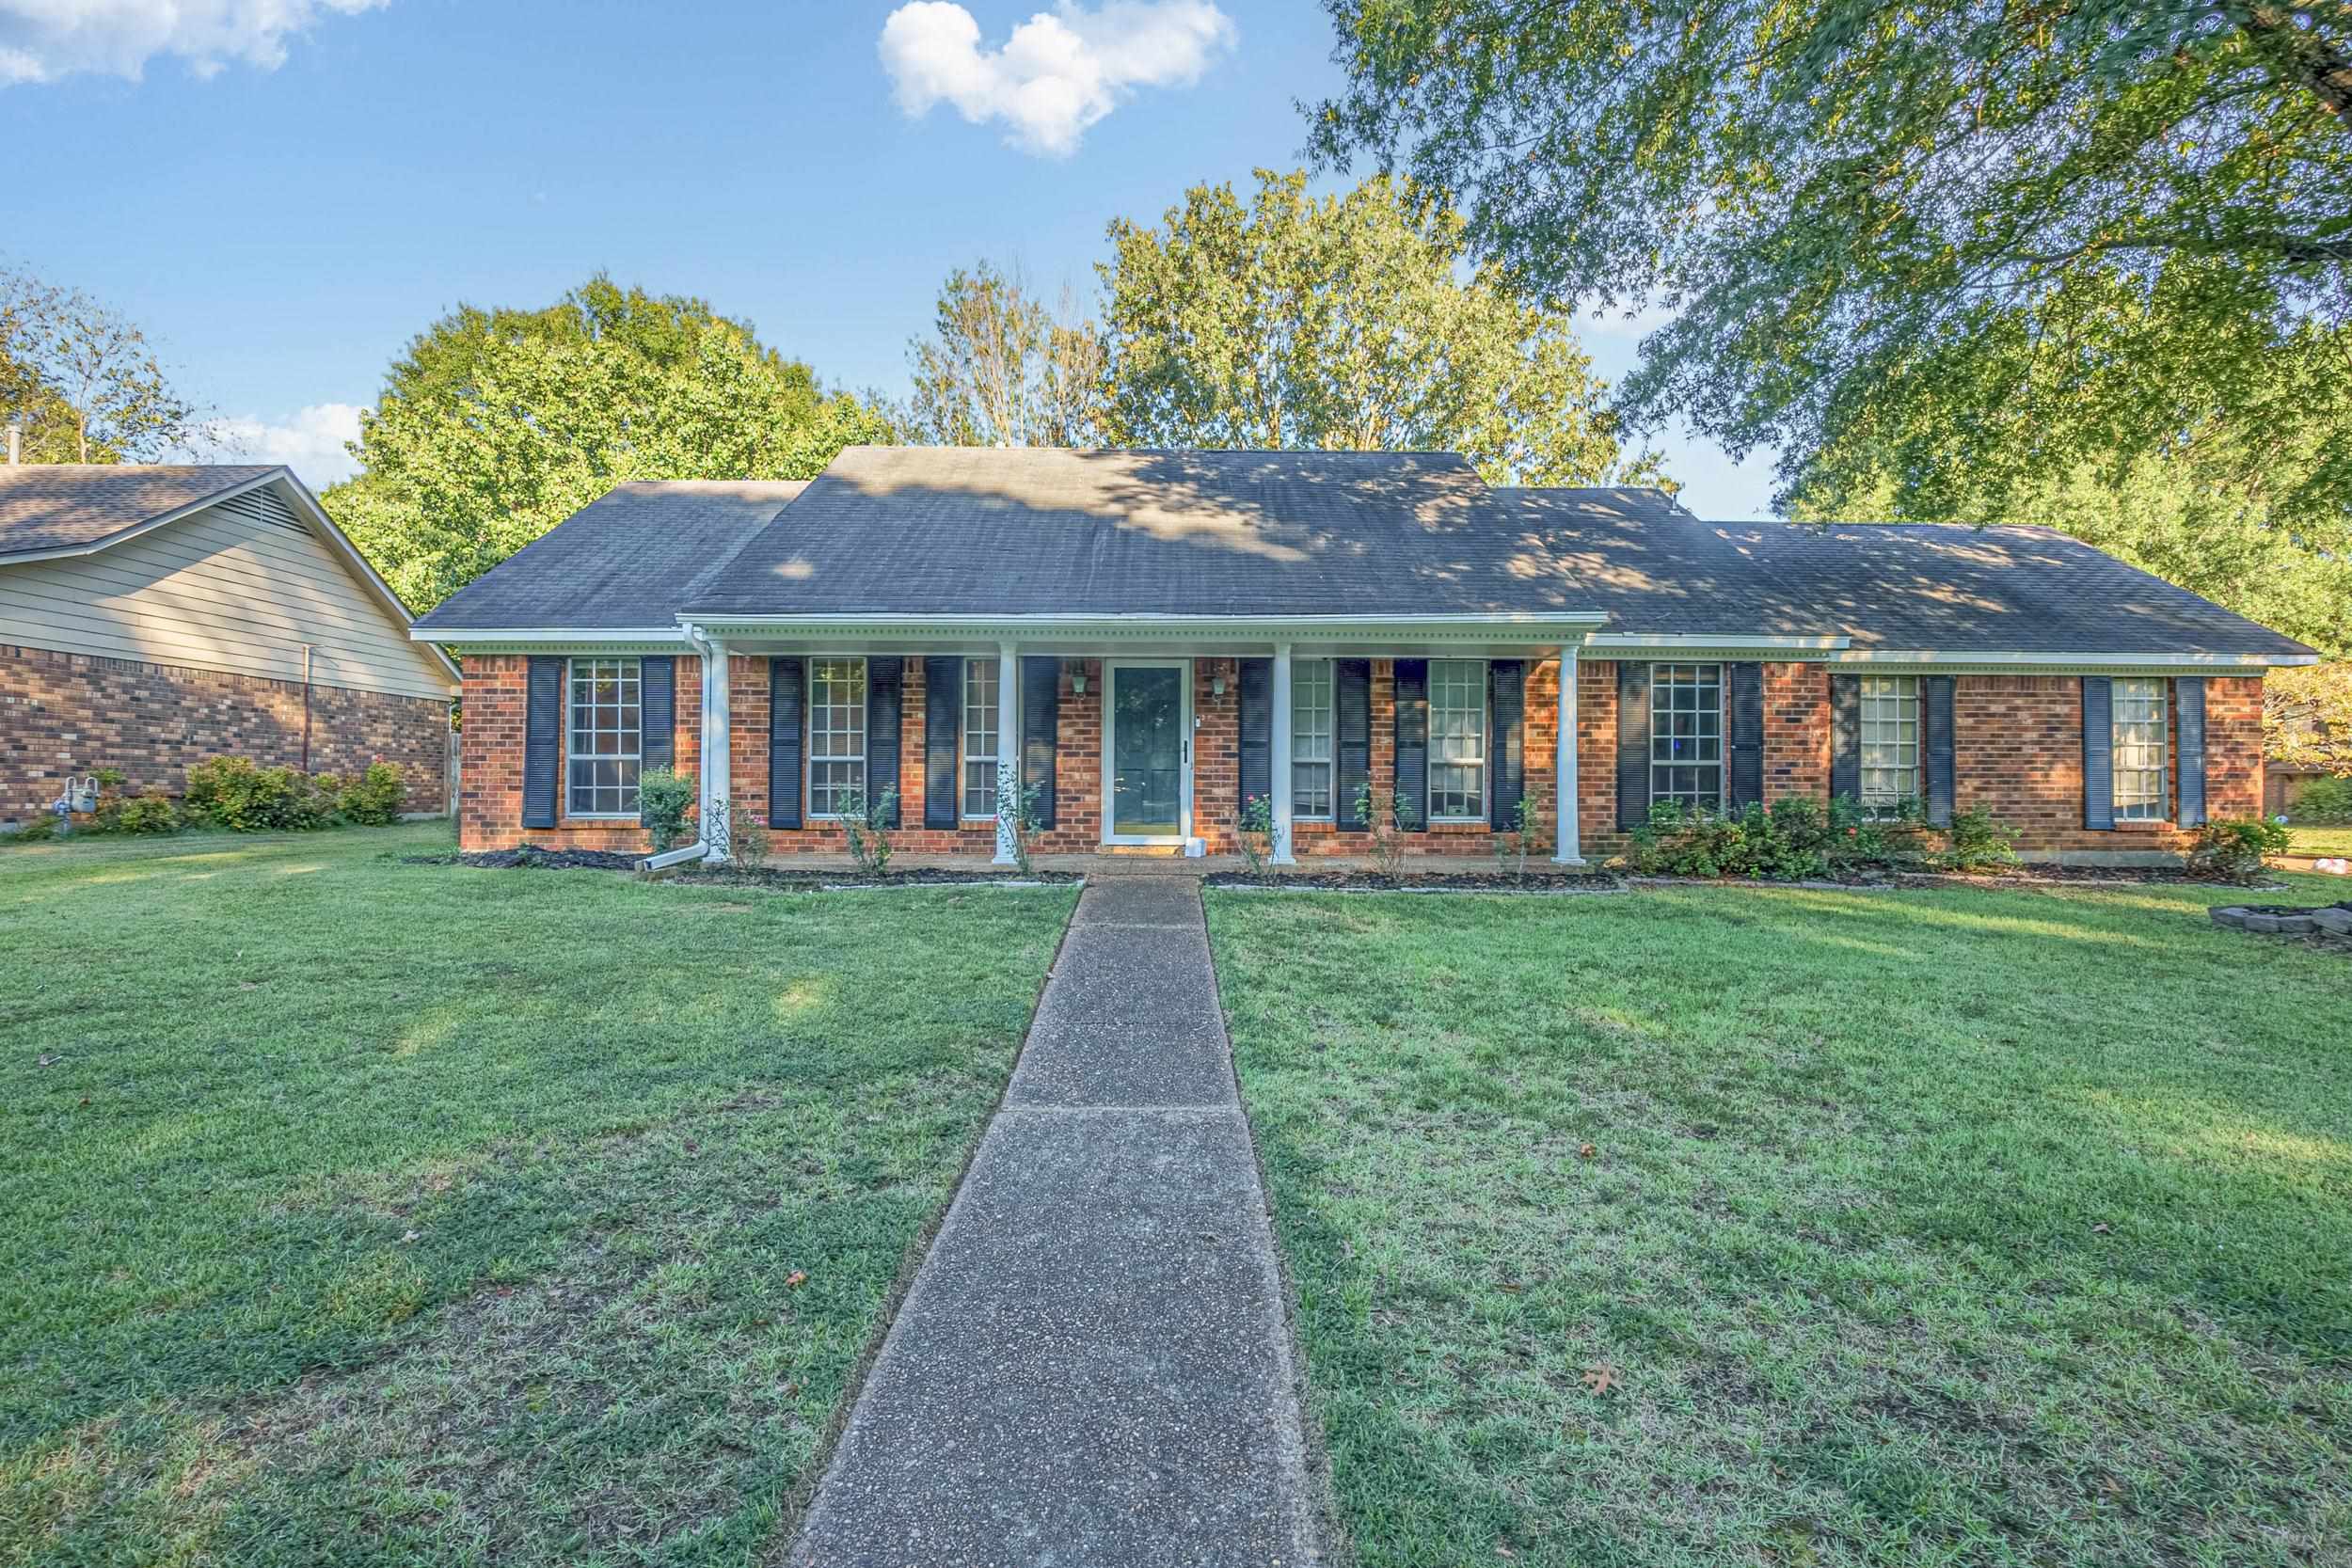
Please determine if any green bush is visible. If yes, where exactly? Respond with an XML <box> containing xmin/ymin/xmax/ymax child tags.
<box><xmin>1932</xmin><ymin>804</ymin><xmax>2020</xmax><ymax>873</ymax></box>
<box><xmin>4</xmin><ymin>814</ymin><xmax>58</xmax><ymax>843</ymax></box>
<box><xmin>836</xmin><ymin>786</ymin><xmax>901</xmax><ymax>878</ymax></box>
<box><xmin>1628</xmin><ymin>793</ymin><xmax>2004</xmax><ymax>880</ymax></box>
<box><xmin>2185</xmin><ymin>816</ymin><xmax>2290</xmax><ymax>882</ymax></box>
<box><xmin>1237</xmin><ymin>793</ymin><xmax>1275</xmax><ymax>879</ymax></box>
<box><xmin>111</xmin><ymin>791</ymin><xmax>183</xmax><ymax>835</ymax></box>
<box><xmin>183</xmin><ymin>756</ymin><xmax>333</xmax><ymax>832</ymax></box>
<box><xmin>335</xmin><ymin>762</ymin><xmax>408</xmax><ymax>826</ymax></box>
<box><xmin>638</xmin><ymin>767</ymin><xmax>697</xmax><ymax>853</ymax></box>
<box><xmin>2292</xmin><ymin>774</ymin><xmax>2352</xmax><ymax>823</ymax></box>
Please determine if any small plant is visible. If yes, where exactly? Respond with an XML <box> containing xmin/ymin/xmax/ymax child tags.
<box><xmin>728</xmin><ymin>814</ymin><xmax>771</xmax><ymax>866</ymax></box>
<box><xmin>999</xmin><ymin>774</ymin><xmax>1045</xmax><ymax>877</ymax></box>
<box><xmin>1237</xmin><ymin>793</ymin><xmax>1275</xmax><ymax>880</ymax></box>
<box><xmin>837</xmin><ymin>786</ymin><xmax>901</xmax><ymax>878</ymax></box>
<box><xmin>1354</xmin><ymin>781</ymin><xmax>1410</xmax><ymax>880</ymax></box>
<box><xmin>1491</xmin><ymin>793</ymin><xmax>1543</xmax><ymax>881</ymax></box>
<box><xmin>2185</xmin><ymin>816</ymin><xmax>2290</xmax><ymax>883</ymax></box>
<box><xmin>4</xmin><ymin>814</ymin><xmax>59</xmax><ymax>843</ymax></box>
<box><xmin>183</xmin><ymin>756</ymin><xmax>333</xmax><ymax>832</ymax></box>
<box><xmin>335</xmin><ymin>761</ymin><xmax>408</xmax><ymax>826</ymax></box>
<box><xmin>1934</xmin><ymin>804</ymin><xmax>2020</xmax><ymax>873</ymax></box>
<box><xmin>637</xmin><ymin>767</ymin><xmax>697</xmax><ymax>853</ymax></box>
<box><xmin>111</xmin><ymin>791</ymin><xmax>182</xmax><ymax>835</ymax></box>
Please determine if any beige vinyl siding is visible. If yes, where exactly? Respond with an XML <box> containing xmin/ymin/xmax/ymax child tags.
<box><xmin>0</xmin><ymin>492</ymin><xmax>450</xmax><ymax>700</ymax></box>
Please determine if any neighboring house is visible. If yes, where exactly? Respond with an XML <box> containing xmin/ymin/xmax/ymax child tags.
<box><xmin>0</xmin><ymin>465</ymin><xmax>458</xmax><ymax>825</ymax></box>
<box><xmin>411</xmin><ymin>447</ymin><xmax>2319</xmax><ymax>864</ymax></box>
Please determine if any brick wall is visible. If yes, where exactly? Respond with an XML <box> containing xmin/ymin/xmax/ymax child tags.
<box><xmin>4</xmin><ymin>641</ymin><xmax>448</xmax><ymax>823</ymax></box>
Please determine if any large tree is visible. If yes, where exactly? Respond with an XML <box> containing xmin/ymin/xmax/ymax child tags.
<box><xmin>899</xmin><ymin>261</ymin><xmax>1108</xmax><ymax>448</ymax></box>
<box><xmin>1306</xmin><ymin>0</ymin><xmax>2349</xmax><ymax>525</ymax></box>
<box><xmin>326</xmin><ymin>277</ymin><xmax>890</xmax><ymax>610</ymax></box>
<box><xmin>1094</xmin><ymin>168</ymin><xmax>1667</xmax><ymax>487</ymax></box>
<box><xmin>2</xmin><ymin>264</ymin><xmax>206</xmax><ymax>463</ymax></box>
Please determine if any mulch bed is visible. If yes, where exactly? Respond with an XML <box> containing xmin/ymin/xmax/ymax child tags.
<box><xmin>408</xmin><ymin>849</ymin><xmax>1082</xmax><ymax>886</ymax></box>
<box><xmin>1206</xmin><ymin>869</ymin><xmax>1625</xmax><ymax>894</ymax></box>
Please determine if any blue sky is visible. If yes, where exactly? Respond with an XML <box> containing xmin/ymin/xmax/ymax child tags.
<box><xmin>2</xmin><ymin>0</ymin><xmax>1779</xmax><ymax>515</ymax></box>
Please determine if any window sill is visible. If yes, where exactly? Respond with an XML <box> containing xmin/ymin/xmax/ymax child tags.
<box><xmin>2110</xmin><ymin>818</ymin><xmax>2175</xmax><ymax>833</ymax></box>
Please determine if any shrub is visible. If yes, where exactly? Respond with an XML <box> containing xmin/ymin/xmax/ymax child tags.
<box><xmin>2293</xmin><ymin>774</ymin><xmax>2352</xmax><ymax>823</ymax></box>
<box><xmin>5</xmin><ymin>814</ymin><xmax>58</xmax><ymax>843</ymax></box>
<box><xmin>728</xmin><ymin>815</ymin><xmax>771</xmax><ymax>866</ymax></box>
<box><xmin>1491</xmin><ymin>793</ymin><xmax>1543</xmax><ymax>881</ymax></box>
<box><xmin>1001</xmin><ymin>779</ymin><xmax>1045</xmax><ymax>877</ymax></box>
<box><xmin>835</xmin><ymin>787</ymin><xmax>900</xmax><ymax>878</ymax></box>
<box><xmin>1353</xmin><ymin>782</ymin><xmax>1410</xmax><ymax>879</ymax></box>
<box><xmin>183</xmin><ymin>756</ymin><xmax>333</xmax><ymax>832</ymax></box>
<box><xmin>637</xmin><ymin>767</ymin><xmax>697</xmax><ymax>853</ymax></box>
<box><xmin>2185</xmin><ymin>816</ymin><xmax>2290</xmax><ymax>882</ymax></box>
<box><xmin>1935</xmin><ymin>805</ymin><xmax>2020</xmax><ymax>873</ymax></box>
<box><xmin>111</xmin><ymin>791</ymin><xmax>182</xmax><ymax>835</ymax></box>
<box><xmin>1629</xmin><ymin>793</ymin><xmax>1969</xmax><ymax>880</ymax></box>
<box><xmin>335</xmin><ymin>762</ymin><xmax>408</xmax><ymax>826</ymax></box>
<box><xmin>1236</xmin><ymin>794</ymin><xmax>1276</xmax><ymax>879</ymax></box>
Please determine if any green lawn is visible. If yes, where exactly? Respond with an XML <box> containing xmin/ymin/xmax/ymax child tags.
<box><xmin>1210</xmin><ymin>876</ymin><xmax>2352</xmax><ymax>1567</ymax></box>
<box><xmin>0</xmin><ymin>824</ymin><xmax>1075</xmax><ymax>1567</ymax></box>
<box><xmin>2287</xmin><ymin>822</ymin><xmax>2352</xmax><ymax>858</ymax></box>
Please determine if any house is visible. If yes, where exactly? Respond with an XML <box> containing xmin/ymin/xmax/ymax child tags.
<box><xmin>0</xmin><ymin>465</ymin><xmax>457</xmax><ymax>825</ymax></box>
<box><xmin>410</xmin><ymin>447</ymin><xmax>2318</xmax><ymax>863</ymax></box>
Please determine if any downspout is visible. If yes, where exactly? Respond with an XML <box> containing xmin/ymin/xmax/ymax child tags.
<box><xmin>640</xmin><ymin>623</ymin><xmax>720</xmax><ymax>872</ymax></box>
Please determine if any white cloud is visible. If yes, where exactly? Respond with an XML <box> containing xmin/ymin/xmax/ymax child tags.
<box><xmin>879</xmin><ymin>0</ymin><xmax>1235</xmax><ymax>157</ymax></box>
<box><xmin>214</xmin><ymin>403</ymin><xmax>366</xmax><ymax>485</ymax></box>
<box><xmin>0</xmin><ymin>0</ymin><xmax>386</xmax><ymax>87</ymax></box>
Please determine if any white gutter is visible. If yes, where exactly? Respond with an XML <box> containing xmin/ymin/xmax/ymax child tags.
<box><xmin>1827</xmin><ymin>649</ymin><xmax>2316</xmax><ymax>669</ymax></box>
<box><xmin>677</xmin><ymin>610</ymin><xmax>1609</xmax><ymax>630</ymax></box>
<box><xmin>1586</xmin><ymin>633</ymin><xmax>1851</xmax><ymax>650</ymax></box>
<box><xmin>637</xmin><ymin>842</ymin><xmax>708</xmax><ymax>874</ymax></box>
<box><xmin>409</xmin><ymin>626</ymin><xmax>688</xmax><ymax>645</ymax></box>
<box><xmin>670</xmin><ymin>621</ymin><xmax>723</xmax><ymax>865</ymax></box>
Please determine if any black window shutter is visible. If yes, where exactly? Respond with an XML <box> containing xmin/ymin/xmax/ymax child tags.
<box><xmin>1336</xmin><ymin>658</ymin><xmax>1372</xmax><ymax>829</ymax></box>
<box><xmin>1393</xmin><ymin>657</ymin><xmax>1429</xmax><ymax>830</ymax></box>
<box><xmin>1727</xmin><ymin>663</ymin><xmax>1764</xmax><ymax>810</ymax></box>
<box><xmin>924</xmin><ymin>656</ymin><xmax>961</xmax><ymax>830</ymax></box>
<box><xmin>1237</xmin><ymin>657</ymin><xmax>1272</xmax><ymax>811</ymax></box>
<box><xmin>866</xmin><ymin>657</ymin><xmax>903</xmax><ymax>828</ymax></box>
<box><xmin>2174</xmin><ymin>677</ymin><xmax>2205</xmax><ymax>828</ymax></box>
<box><xmin>1923</xmin><ymin>674</ymin><xmax>1956</xmax><ymax>826</ymax></box>
<box><xmin>1488</xmin><ymin>659</ymin><xmax>1525</xmax><ymax>830</ymax></box>
<box><xmin>522</xmin><ymin>656</ymin><xmax>562</xmax><ymax>830</ymax></box>
<box><xmin>1828</xmin><ymin>673</ymin><xmax>1861</xmax><ymax>804</ymax></box>
<box><xmin>2082</xmin><ymin>676</ymin><xmax>2114</xmax><ymax>831</ymax></box>
<box><xmin>1021</xmin><ymin>656</ymin><xmax>1058</xmax><ymax>830</ymax></box>
<box><xmin>1614</xmin><ymin>662</ymin><xmax>1650</xmax><ymax>831</ymax></box>
<box><xmin>769</xmin><ymin>657</ymin><xmax>803</xmax><ymax>829</ymax></box>
<box><xmin>638</xmin><ymin>657</ymin><xmax>675</xmax><ymax>828</ymax></box>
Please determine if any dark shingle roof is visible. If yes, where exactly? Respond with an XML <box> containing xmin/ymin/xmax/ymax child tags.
<box><xmin>683</xmin><ymin>447</ymin><xmax>1595</xmax><ymax>617</ymax></box>
<box><xmin>1510</xmin><ymin>490</ymin><xmax>2317</xmax><ymax>657</ymax></box>
<box><xmin>415</xmin><ymin>480</ymin><xmax>809</xmax><ymax>631</ymax></box>
<box><xmin>0</xmin><ymin>465</ymin><xmax>282</xmax><ymax>557</ymax></box>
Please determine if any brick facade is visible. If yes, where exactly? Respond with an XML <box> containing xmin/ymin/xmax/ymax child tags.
<box><xmin>456</xmin><ymin>652</ymin><xmax>2268</xmax><ymax>863</ymax></box>
<box><xmin>3</xmin><ymin>641</ymin><xmax>449</xmax><ymax>824</ymax></box>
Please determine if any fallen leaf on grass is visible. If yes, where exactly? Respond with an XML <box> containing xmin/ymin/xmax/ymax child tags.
<box><xmin>1496</xmin><ymin>1282</ymin><xmax>1523</xmax><ymax>1294</ymax></box>
<box><xmin>2091</xmin><ymin>1223</ymin><xmax>2111</xmax><ymax>1235</ymax></box>
<box><xmin>1581</xmin><ymin>1362</ymin><xmax>1623</xmax><ymax>1395</ymax></box>
<box><xmin>787</xmin><ymin>1271</ymin><xmax>808</xmax><ymax>1289</ymax></box>
<box><xmin>36</xmin><ymin>1054</ymin><xmax>60</xmax><ymax>1068</ymax></box>
<box><xmin>1579</xmin><ymin>1143</ymin><xmax>1597</xmax><ymax>1160</ymax></box>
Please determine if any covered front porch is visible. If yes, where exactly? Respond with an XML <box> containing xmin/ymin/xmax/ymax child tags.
<box><xmin>674</xmin><ymin>613</ymin><xmax>1601</xmax><ymax>867</ymax></box>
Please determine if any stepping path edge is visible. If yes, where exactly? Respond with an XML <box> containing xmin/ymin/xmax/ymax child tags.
<box><xmin>787</xmin><ymin>876</ymin><xmax>1333</xmax><ymax>1567</ymax></box>
<box><xmin>768</xmin><ymin>878</ymin><xmax>1092</xmax><ymax>1549</ymax></box>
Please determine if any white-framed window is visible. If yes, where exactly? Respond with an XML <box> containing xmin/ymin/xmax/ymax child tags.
<box><xmin>1649</xmin><ymin>662</ymin><xmax>1724</xmax><ymax>812</ymax></box>
<box><xmin>807</xmin><ymin>657</ymin><xmax>867</xmax><ymax>818</ymax></box>
<box><xmin>961</xmin><ymin>657</ymin><xmax>999</xmax><ymax>818</ymax></box>
<box><xmin>1291</xmin><ymin>659</ymin><xmax>1334</xmax><ymax>818</ymax></box>
<box><xmin>1427</xmin><ymin>658</ymin><xmax>1487</xmax><ymax>821</ymax></box>
<box><xmin>1859</xmin><ymin>674</ymin><xmax>1921</xmax><ymax>816</ymax></box>
<box><xmin>565</xmin><ymin>657</ymin><xmax>642</xmax><ymax>818</ymax></box>
<box><xmin>2113</xmin><ymin>677</ymin><xmax>2168</xmax><ymax>821</ymax></box>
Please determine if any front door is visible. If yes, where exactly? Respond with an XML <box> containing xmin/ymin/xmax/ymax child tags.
<box><xmin>1104</xmin><ymin>660</ymin><xmax>1190</xmax><ymax>844</ymax></box>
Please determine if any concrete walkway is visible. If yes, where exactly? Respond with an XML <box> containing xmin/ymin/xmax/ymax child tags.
<box><xmin>791</xmin><ymin>877</ymin><xmax>1322</xmax><ymax>1566</ymax></box>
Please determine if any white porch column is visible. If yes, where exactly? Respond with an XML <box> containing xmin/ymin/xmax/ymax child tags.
<box><xmin>701</xmin><ymin>639</ymin><xmax>733</xmax><ymax>863</ymax></box>
<box><xmin>1270</xmin><ymin>642</ymin><xmax>1295</xmax><ymax>863</ymax></box>
<box><xmin>1553</xmin><ymin>642</ymin><xmax>1583</xmax><ymax>864</ymax></box>
<box><xmin>993</xmin><ymin>640</ymin><xmax>1020</xmax><ymax>864</ymax></box>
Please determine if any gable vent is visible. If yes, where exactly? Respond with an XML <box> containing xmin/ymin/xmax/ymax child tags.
<box><xmin>214</xmin><ymin>485</ymin><xmax>308</xmax><ymax>537</ymax></box>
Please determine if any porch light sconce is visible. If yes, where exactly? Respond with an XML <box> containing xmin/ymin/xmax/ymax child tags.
<box><xmin>1072</xmin><ymin>672</ymin><xmax>1088</xmax><ymax>695</ymax></box>
<box><xmin>1210</xmin><ymin>673</ymin><xmax>1227</xmax><ymax>698</ymax></box>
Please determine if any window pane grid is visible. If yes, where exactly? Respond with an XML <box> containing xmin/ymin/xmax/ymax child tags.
<box><xmin>1859</xmin><ymin>674</ymin><xmax>1921</xmax><ymax>816</ymax></box>
<box><xmin>1649</xmin><ymin>663</ymin><xmax>1724</xmax><ymax>813</ymax></box>
<box><xmin>808</xmin><ymin>657</ymin><xmax>866</xmax><ymax>818</ymax></box>
<box><xmin>1427</xmin><ymin>658</ymin><xmax>1486</xmax><ymax>820</ymax></box>
<box><xmin>2113</xmin><ymin>677</ymin><xmax>2167</xmax><ymax>821</ymax></box>
<box><xmin>1291</xmin><ymin>660</ymin><xmax>1334</xmax><ymax>818</ymax></box>
<box><xmin>961</xmin><ymin>658</ymin><xmax>999</xmax><ymax>818</ymax></box>
<box><xmin>566</xmin><ymin>657</ymin><xmax>641</xmax><ymax>817</ymax></box>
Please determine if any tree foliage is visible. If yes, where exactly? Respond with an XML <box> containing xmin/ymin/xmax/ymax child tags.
<box><xmin>1</xmin><ymin>264</ymin><xmax>205</xmax><ymax>463</ymax></box>
<box><xmin>1307</xmin><ymin>0</ymin><xmax>2348</xmax><ymax>525</ymax></box>
<box><xmin>1093</xmin><ymin>169</ymin><xmax>1667</xmax><ymax>486</ymax></box>
<box><xmin>2265</xmin><ymin>662</ymin><xmax>2352</xmax><ymax>774</ymax></box>
<box><xmin>898</xmin><ymin>261</ymin><xmax>1107</xmax><ymax>447</ymax></box>
<box><xmin>326</xmin><ymin>277</ymin><xmax>890</xmax><ymax>610</ymax></box>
